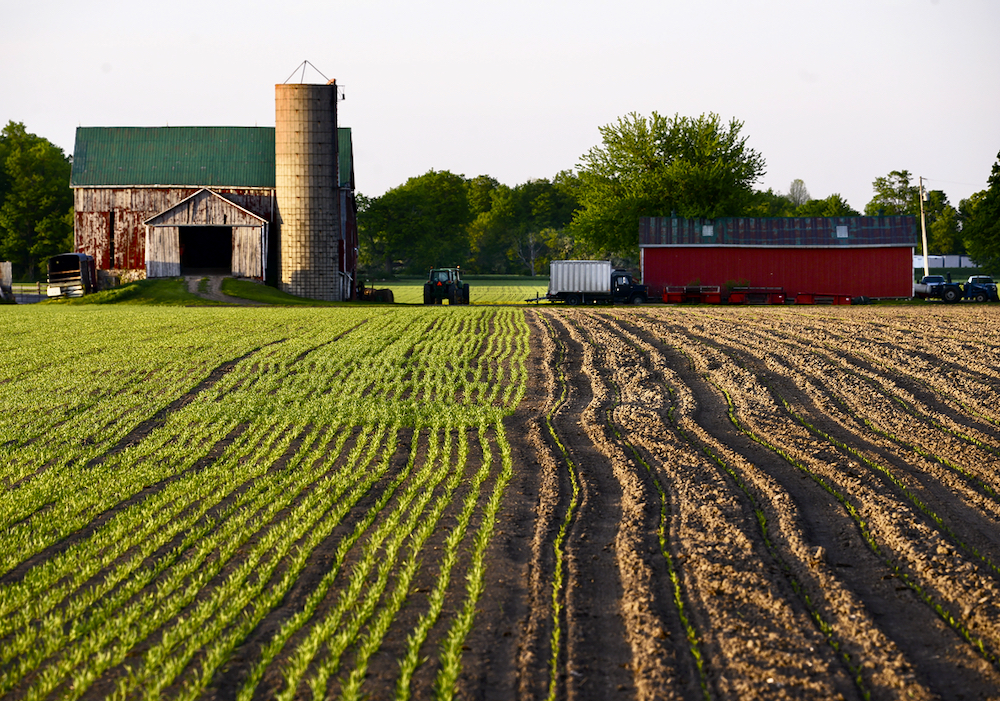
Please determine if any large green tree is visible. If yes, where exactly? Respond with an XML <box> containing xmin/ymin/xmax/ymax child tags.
<box><xmin>746</xmin><ymin>180</ymin><xmax>859</xmax><ymax>218</ymax></box>
<box><xmin>924</xmin><ymin>190</ymin><xmax>963</xmax><ymax>255</ymax></box>
<box><xmin>864</xmin><ymin>170</ymin><xmax>920</xmax><ymax>216</ymax></box>
<box><xmin>572</xmin><ymin>111</ymin><xmax>766</xmax><ymax>254</ymax></box>
<box><xmin>358</xmin><ymin>170</ymin><xmax>473</xmax><ymax>276</ymax></box>
<box><xmin>0</xmin><ymin>122</ymin><xmax>74</xmax><ymax>280</ymax></box>
<box><xmin>863</xmin><ymin>169</ymin><xmax>965</xmax><ymax>254</ymax></box>
<box><xmin>962</xmin><ymin>152</ymin><xmax>1000</xmax><ymax>272</ymax></box>
<box><xmin>468</xmin><ymin>174</ymin><xmax>579</xmax><ymax>275</ymax></box>
<box><xmin>746</xmin><ymin>188</ymin><xmax>795</xmax><ymax>217</ymax></box>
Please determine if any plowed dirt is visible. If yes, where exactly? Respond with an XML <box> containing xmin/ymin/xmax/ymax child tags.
<box><xmin>471</xmin><ymin>305</ymin><xmax>1000</xmax><ymax>701</ymax></box>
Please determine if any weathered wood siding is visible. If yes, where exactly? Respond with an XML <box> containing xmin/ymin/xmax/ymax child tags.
<box><xmin>233</xmin><ymin>227</ymin><xmax>265</xmax><ymax>278</ymax></box>
<box><xmin>74</xmin><ymin>187</ymin><xmax>275</xmax><ymax>271</ymax></box>
<box><xmin>144</xmin><ymin>225</ymin><xmax>262</xmax><ymax>278</ymax></box>
<box><xmin>146</xmin><ymin>227</ymin><xmax>181</xmax><ymax>277</ymax></box>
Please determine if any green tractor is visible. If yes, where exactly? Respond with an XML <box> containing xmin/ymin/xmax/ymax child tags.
<box><xmin>423</xmin><ymin>267</ymin><xmax>470</xmax><ymax>305</ymax></box>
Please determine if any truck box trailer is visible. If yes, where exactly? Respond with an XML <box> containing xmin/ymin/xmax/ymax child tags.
<box><xmin>547</xmin><ymin>260</ymin><xmax>648</xmax><ymax>304</ymax></box>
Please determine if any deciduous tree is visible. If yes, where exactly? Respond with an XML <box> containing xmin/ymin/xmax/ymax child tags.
<box><xmin>358</xmin><ymin>170</ymin><xmax>473</xmax><ymax>276</ymax></box>
<box><xmin>924</xmin><ymin>190</ymin><xmax>963</xmax><ymax>255</ymax></box>
<box><xmin>788</xmin><ymin>179</ymin><xmax>810</xmax><ymax>207</ymax></box>
<box><xmin>962</xmin><ymin>152</ymin><xmax>1000</xmax><ymax>271</ymax></box>
<box><xmin>794</xmin><ymin>193</ymin><xmax>859</xmax><ymax>217</ymax></box>
<box><xmin>572</xmin><ymin>112</ymin><xmax>766</xmax><ymax>254</ymax></box>
<box><xmin>863</xmin><ymin>170</ymin><xmax>920</xmax><ymax>216</ymax></box>
<box><xmin>0</xmin><ymin>122</ymin><xmax>74</xmax><ymax>280</ymax></box>
<box><xmin>468</xmin><ymin>175</ymin><xmax>578</xmax><ymax>275</ymax></box>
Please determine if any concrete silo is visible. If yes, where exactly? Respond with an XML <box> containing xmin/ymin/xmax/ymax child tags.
<box><xmin>275</xmin><ymin>82</ymin><xmax>341</xmax><ymax>300</ymax></box>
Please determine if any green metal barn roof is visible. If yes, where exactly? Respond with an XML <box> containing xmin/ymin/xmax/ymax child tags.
<box><xmin>71</xmin><ymin>126</ymin><xmax>355</xmax><ymax>189</ymax></box>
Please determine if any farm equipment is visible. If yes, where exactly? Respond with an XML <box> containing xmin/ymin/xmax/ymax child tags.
<box><xmin>918</xmin><ymin>274</ymin><xmax>998</xmax><ymax>303</ymax></box>
<box><xmin>424</xmin><ymin>267</ymin><xmax>470</xmax><ymax>305</ymax></box>
<box><xmin>0</xmin><ymin>261</ymin><xmax>13</xmax><ymax>303</ymax></box>
<box><xmin>659</xmin><ymin>285</ymin><xmax>859</xmax><ymax>305</ymax></box>
<box><xmin>357</xmin><ymin>280</ymin><xmax>395</xmax><ymax>303</ymax></box>
<box><xmin>46</xmin><ymin>253</ymin><xmax>96</xmax><ymax>298</ymax></box>
<box><xmin>544</xmin><ymin>260</ymin><xmax>648</xmax><ymax>305</ymax></box>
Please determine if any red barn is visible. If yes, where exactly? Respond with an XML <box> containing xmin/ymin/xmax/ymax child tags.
<box><xmin>639</xmin><ymin>216</ymin><xmax>917</xmax><ymax>299</ymax></box>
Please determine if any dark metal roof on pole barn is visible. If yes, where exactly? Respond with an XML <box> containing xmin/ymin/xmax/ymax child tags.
<box><xmin>639</xmin><ymin>216</ymin><xmax>917</xmax><ymax>248</ymax></box>
<box><xmin>71</xmin><ymin>127</ymin><xmax>355</xmax><ymax>189</ymax></box>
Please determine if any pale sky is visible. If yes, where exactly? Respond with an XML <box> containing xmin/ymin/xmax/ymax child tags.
<box><xmin>2</xmin><ymin>0</ymin><xmax>997</xmax><ymax>212</ymax></box>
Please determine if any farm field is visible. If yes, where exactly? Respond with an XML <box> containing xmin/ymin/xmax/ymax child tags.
<box><xmin>3</xmin><ymin>302</ymin><xmax>1000</xmax><ymax>699</ymax></box>
<box><xmin>0</xmin><ymin>305</ymin><xmax>527</xmax><ymax>700</ymax></box>
<box><xmin>375</xmin><ymin>277</ymin><xmax>549</xmax><ymax>305</ymax></box>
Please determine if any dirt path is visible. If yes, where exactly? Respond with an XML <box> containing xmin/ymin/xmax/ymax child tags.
<box><xmin>184</xmin><ymin>275</ymin><xmax>263</xmax><ymax>305</ymax></box>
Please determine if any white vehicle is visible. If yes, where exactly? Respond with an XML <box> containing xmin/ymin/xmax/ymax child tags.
<box><xmin>546</xmin><ymin>260</ymin><xmax>647</xmax><ymax>305</ymax></box>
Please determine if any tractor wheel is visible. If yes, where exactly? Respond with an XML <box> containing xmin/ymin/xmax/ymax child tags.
<box><xmin>974</xmin><ymin>292</ymin><xmax>987</xmax><ymax>303</ymax></box>
<box><xmin>423</xmin><ymin>284</ymin><xmax>433</xmax><ymax>305</ymax></box>
<box><xmin>462</xmin><ymin>283</ymin><xmax>470</xmax><ymax>304</ymax></box>
<box><xmin>942</xmin><ymin>288</ymin><xmax>961</xmax><ymax>303</ymax></box>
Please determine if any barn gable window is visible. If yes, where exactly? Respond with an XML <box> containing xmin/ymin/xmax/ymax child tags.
<box><xmin>836</xmin><ymin>225</ymin><xmax>849</xmax><ymax>239</ymax></box>
<box><xmin>702</xmin><ymin>225</ymin><xmax>714</xmax><ymax>238</ymax></box>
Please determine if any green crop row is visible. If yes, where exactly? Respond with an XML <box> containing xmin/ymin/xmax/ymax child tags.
<box><xmin>0</xmin><ymin>304</ymin><xmax>529</xmax><ymax>699</ymax></box>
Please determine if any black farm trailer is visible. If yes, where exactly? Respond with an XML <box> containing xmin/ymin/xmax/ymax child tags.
<box><xmin>47</xmin><ymin>253</ymin><xmax>96</xmax><ymax>298</ymax></box>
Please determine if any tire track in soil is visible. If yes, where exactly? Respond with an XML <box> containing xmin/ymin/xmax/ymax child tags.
<box><xmin>511</xmin><ymin>310</ymin><xmax>641</xmax><ymax>700</ymax></box>
<box><xmin>687</xmin><ymin>315</ymin><xmax>1000</xmax><ymax>673</ymax></box>
<box><xmin>711</xmin><ymin>313</ymin><xmax>1000</xmax><ymax>576</ymax></box>
<box><xmin>765</xmin><ymin>309</ymin><xmax>1000</xmax><ymax>428</ymax></box>
<box><xmin>634</xmin><ymin>308</ymin><xmax>1000</xmax><ymax>699</ymax></box>
<box><xmin>580</xmin><ymin>311</ymin><xmax>860</xmax><ymax>701</ymax></box>
<box><xmin>514</xmin><ymin>310</ymin><xmax>565</xmax><ymax>700</ymax></box>
<box><xmin>545</xmin><ymin>310</ymin><xmax>683</xmax><ymax>701</ymax></box>
<box><xmin>550</xmin><ymin>311</ymin><xmax>641</xmax><ymax>699</ymax></box>
<box><xmin>745</xmin><ymin>309</ymin><xmax>1000</xmax><ymax>456</ymax></box>
<box><xmin>620</xmin><ymin>310</ymin><xmax>937</xmax><ymax>699</ymax></box>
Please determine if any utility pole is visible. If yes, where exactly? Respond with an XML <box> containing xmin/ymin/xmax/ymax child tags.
<box><xmin>919</xmin><ymin>176</ymin><xmax>930</xmax><ymax>279</ymax></box>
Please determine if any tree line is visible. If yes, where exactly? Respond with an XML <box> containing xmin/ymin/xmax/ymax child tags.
<box><xmin>2</xmin><ymin>116</ymin><xmax>998</xmax><ymax>280</ymax></box>
<box><xmin>0</xmin><ymin>122</ymin><xmax>74</xmax><ymax>280</ymax></box>
<box><xmin>360</xmin><ymin>112</ymin><xmax>1000</xmax><ymax>276</ymax></box>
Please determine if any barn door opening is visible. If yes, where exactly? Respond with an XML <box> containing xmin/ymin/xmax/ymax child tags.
<box><xmin>180</xmin><ymin>226</ymin><xmax>232</xmax><ymax>274</ymax></box>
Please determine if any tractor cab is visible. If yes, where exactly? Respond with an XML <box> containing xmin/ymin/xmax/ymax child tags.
<box><xmin>423</xmin><ymin>267</ymin><xmax>470</xmax><ymax>305</ymax></box>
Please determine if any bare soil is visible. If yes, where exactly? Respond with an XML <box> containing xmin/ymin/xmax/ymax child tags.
<box><xmin>9</xmin><ymin>303</ymin><xmax>1000</xmax><ymax>701</ymax></box>
<box><xmin>466</xmin><ymin>305</ymin><xmax>1000</xmax><ymax>701</ymax></box>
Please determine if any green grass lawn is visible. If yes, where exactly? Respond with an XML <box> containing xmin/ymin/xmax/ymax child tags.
<box><xmin>45</xmin><ymin>275</ymin><xmax>550</xmax><ymax>307</ymax></box>
<box><xmin>56</xmin><ymin>278</ymin><xmax>222</xmax><ymax>306</ymax></box>
<box><xmin>220</xmin><ymin>278</ymin><xmax>343</xmax><ymax>305</ymax></box>
<box><xmin>372</xmin><ymin>276</ymin><xmax>549</xmax><ymax>305</ymax></box>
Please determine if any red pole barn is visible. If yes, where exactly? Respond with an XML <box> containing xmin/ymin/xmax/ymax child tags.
<box><xmin>639</xmin><ymin>216</ymin><xmax>917</xmax><ymax>300</ymax></box>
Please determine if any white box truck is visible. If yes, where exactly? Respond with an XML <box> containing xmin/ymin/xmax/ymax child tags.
<box><xmin>546</xmin><ymin>260</ymin><xmax>648</xmax><ymax>304</ymax></box>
